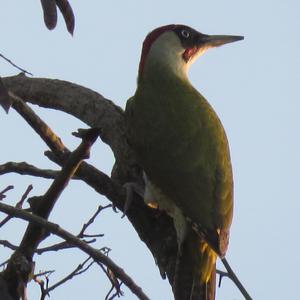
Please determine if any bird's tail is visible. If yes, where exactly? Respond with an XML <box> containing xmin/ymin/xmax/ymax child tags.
<box><xmin>173</xmin><ymin>228</ymin><xmax>217</xmax><ymax>300</ymax></box>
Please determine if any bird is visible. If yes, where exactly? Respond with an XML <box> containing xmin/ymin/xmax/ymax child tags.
<box><xmin>125</xmin><ymin>24</ymin><xmax>243</xmax><ymax>299</ymax></box>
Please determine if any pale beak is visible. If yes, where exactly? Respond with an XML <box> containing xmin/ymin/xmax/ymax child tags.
<box><xmin>201</xmin><ymin>34</ymin><xmax>244</xmax><ymax>48</ymax></box>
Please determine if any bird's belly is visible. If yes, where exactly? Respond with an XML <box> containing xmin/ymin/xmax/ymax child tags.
<box><xmin>143</xmin><ymin>172</ymin><xmax>188</xmax><ymax>244</ymax></box>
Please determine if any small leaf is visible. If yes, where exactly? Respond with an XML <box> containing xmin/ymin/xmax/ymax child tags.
<box><xmin>56</xmin><ymin>0</ymin><xmax>75</xmax><ymax>35</ymax></box>
<box><xmin>0</xmin><ymin>78</ymin><xmax>12</xmax><ymax>113</ymax></box>
<box><xmin>40</xmin><ymin>0</ymin><xmax>57</xmax><ymax>30</ymax></box>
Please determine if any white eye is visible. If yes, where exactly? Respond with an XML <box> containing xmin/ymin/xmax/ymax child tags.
<box><xmin>181</xmin><ymin>29</ymin><xmax>190</xmax><ymax>38</ymax></box>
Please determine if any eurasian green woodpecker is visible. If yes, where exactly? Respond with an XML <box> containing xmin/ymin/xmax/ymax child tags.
<box><xmin>125</xmin><ymin>24</ymin><xmax>243</xmax><ymax>299</ymax></box>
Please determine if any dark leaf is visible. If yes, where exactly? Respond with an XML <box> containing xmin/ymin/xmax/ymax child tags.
<box><xmin>40</xmin><ymin>0</ymin><xmax>58</xmax><ymax>30</ymax></box>
<box><xmin>56</xmin><ymin>0</ymin><xmax>75</xmax><ymax>35</ymax></box>
<box><xmin>0</xmin><ymin>78</ymin><xmax>11</xmax><ymax>113</ymax></box>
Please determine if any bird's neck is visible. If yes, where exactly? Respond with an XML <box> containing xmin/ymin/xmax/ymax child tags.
<box><xmin>138</xmin><ymin>59</ymin><xmax>189</xmax><ymax>87</ymax></box>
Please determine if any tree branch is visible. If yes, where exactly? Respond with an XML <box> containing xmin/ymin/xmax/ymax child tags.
<box><xmin>78</xmin><ymin>204</ymin><xmax>111</xmax><ymax>237</ymax></box>
<box><xmin>20</xmin><ymin>129</ymin><xmax>99</xmax><ymax>257</ymax></box>
<box><xmin>221</xmin><ymin>258</ymin><xmax>252</xmax><ymax>300</ymax></box>
<box><xmin>0</xmin><ymin>240</ymin><xmax>18</xmax><ymax>251</ymax></box>
<box><xmin>44</xmin><ymin>257</ymin><xmax>95</xmax><ymax>296</ymax></box>
<box><xmin>0</xmin><ymin>54</ymin><xmax>33</xmax><ymax>76</ymax></box>
<box><xmin>2</xmin><ymin>74</ymin><xmax>134</xmax><ymax>181</ymax></box>
<box><xmin>0</xmin><ymin>162</ymin><xmax>65</xmax><ymax>179</ymax></box>
<box><xmin>0</xmin><ymin>185</ymin><xmax>32</xmax><ymax>228</ymax></box>
<box><xmin>0</xmin><ymin>202</ymin><xmax>150</xmax><ymax>300</ymax></box>
<box><xmin>10</xmin><ymin>91</ymin><xmax>66</xmax><ymax>154</ymax></box>
<box><xmin>0</xmin><ymin>185</ymin><xmax>14</xmax><ymax>201</ymax></box>
<box><xmin>2</xmin><ymin>128</ymin><xmax>99</xmax><ymax>300</ymax></box>
<box><xmin>36</xmin><ymin>205</ymin><xmax>110</xmax><ymax>254</ymax></box>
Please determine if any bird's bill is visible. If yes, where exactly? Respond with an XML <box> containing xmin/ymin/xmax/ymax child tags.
<box><xmin>201</xmin><ymin>34</ymin><xmax>244</xmax><ymax>48</ymax></box>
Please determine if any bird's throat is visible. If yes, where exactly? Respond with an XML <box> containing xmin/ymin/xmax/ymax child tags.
<box><xmin>182</xmin><ymin>46</ymin><xmax>199</xmax><ymax>63</ymax></box>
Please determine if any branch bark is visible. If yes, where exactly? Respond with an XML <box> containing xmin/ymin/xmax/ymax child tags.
<box><xmin>2</xmin><ymin>74</ymin><xmax>132</xmax><ymax>180</ymax></box>
<box><xmin>2</xmin><ymin>128</ymin><xmax>99</xmax><ymax>299</ymax></box>
<box><xmin>0</xmin><ymin>162</ymin><xmax>61</xmax><ymax>179</ymax></box>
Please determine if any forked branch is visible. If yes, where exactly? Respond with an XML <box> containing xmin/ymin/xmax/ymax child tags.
<box><xmin>0</xmin><ymin>202</ymin><xmax>150</xmax><ymax>300</ymax></box>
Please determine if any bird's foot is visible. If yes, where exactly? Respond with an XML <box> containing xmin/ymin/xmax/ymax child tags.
<box><xmin>122</xmin><ymin>182</ymin><xmax>144</xmax><ymax>218</ymax></box>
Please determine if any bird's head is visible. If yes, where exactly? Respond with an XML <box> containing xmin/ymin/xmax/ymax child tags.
<box><xmin>138</xmin><ymin>24</ymin><xmax>243</xmax><ymax>81</ymax></box>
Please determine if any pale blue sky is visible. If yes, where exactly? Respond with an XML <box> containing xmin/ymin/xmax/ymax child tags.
<box><xmin>1</xmin><ymin>1</ymin><xmax>300</xmax><ymax>299</ymax></box>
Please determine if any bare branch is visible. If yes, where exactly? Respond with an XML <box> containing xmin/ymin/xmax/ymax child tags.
<box><xmin>106</xmin><ymin>267</ymin><xmax>123</xmax><ymax>299</ymax></box>
<box><xmin>17</xmin><ymin>129</ymin><xmax>99</xmax><ymax>258</ymax></box>
<box><xmin>0</xmin><ymin>185</ymin><xmax>32</xmax><ymax>227</ymax></box>
<box><xmin>0</xmin><ymin>77</ymin><xmax>11</xmax><ymax>113</ymax></box>
<box><xmin>6</xmin><ymin>92</ymin><xmax>127</xmax><ymax>211</ymax></box>
<box><xmin>79</xmin><ymin>204</ymin><xmax>111</xmax><ymax>237</ymax></box>
<box><xmin>0</xmin><ymin>54</ymin><xmax>33</xmax><ymax>76</ymax></box>
<box><xmin>0</xmin><ymin>240</ymin><xmax>18</xmax><ymax>251</ymax></box>
<box><xmin>221</xmin><ymin>258</ymin><xmax>252</xmax><ymax>300</ymax></box>
<box><xmin>34</xmin><ymin>270</ymin><xmax>55</xmax><ymax>278</ymax></box>
<box><xmin>32</xmin><ymin>269</ymin><xmax>55</xmax><ymax>299</ymax></box>
<box><xmin>2</xmin><ymin>74</ymin><xmax>135</xmax><ymax>179</ymax></box>
<box><xmin>37</xmin><ymin>204</ymin><xmax>108</xmax><ymax>254</ymax></box>
<box><xmin>0</xmin><ymin>185</ymin><xmax>14</xmax><ymax>201</ymax></box>
<box><xmin>106</xmin><ymin>282</ymin><xmax>124</xmax><ymax>300</ymax></box>
<box><xmin>0</xmin><ymin>202</ymin><xmax>150</xmax><ymax>300</ymax></box>
<box><xmin>36</xmin><ymin>238</ymin><xmax>97</xmax><ymax>254</ymax></box>
<box><xmin>1</xmin><ymin>129</ymin><xmax>99</xmax><ymax>300</ymax></box>
<box><xmin>16</xmin><ymin>185</ymin><xmax>33</xmax><ymax>208</ymax></box>
<box><xmin>97</xmin><ymin>261</ymin><xmax>123</xmax><ymax>299</ymax></box>
<box><xmin>0</xmin><ymin>162</ymin><xmax>64</xmax><ymax>179</ymax></box>
<box><xmin>0</xmin><ymin>260</ymin><xmax>9</xmax><ymax>269</ymax></box>
<box><xmin>46</xmin><ymin>257</ymin><xmax>94</xmax><ymax>293</ymax></box>
<box><xmin>10</xmin><ymin>92</ymin><xmax>66</xmax><ymax>155</ymax></box>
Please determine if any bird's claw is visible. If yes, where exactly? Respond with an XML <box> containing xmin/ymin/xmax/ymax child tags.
<box><xmin>122</xmin><ymin>182</ymin><xmax>144</xmax><ymax>218</ymax></box>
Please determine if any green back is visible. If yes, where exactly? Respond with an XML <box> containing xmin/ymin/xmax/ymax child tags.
<box><xmin>125</xmin><ymin>73</ymin><xmax>233</xmax><ymax>233</ymax></box>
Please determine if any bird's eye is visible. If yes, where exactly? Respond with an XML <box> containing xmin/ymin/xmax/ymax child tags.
<box><xmin>181</xmin><ymin>29</ymin><xmax>190</xmax><ymax>38</ymax></box>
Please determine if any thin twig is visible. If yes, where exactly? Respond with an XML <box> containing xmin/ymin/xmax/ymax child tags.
<box><xmin>16</xmin><ymin>185</ymin><xmax>33</xmax><ymax>208</ymax></box>
<box><xmin>79</xmin><ymin>204</ymin><xmax>111</xmax><ymax>237</ymax></box>
<box><xmin>0</xmin><ymin>240</ymin><xmax>18</xmax><ymax>251</ymax></box>
<box><xmin>37</xmin><ymin>205</ymin><xmax>109</xmax><ymax>254</ymax></box>
<box><xmin>0</xmin><ymin>161</ymin><xmax>70</xmax><ymax>179</ymax></box>
<box><xmin>0</xmin><ymin>259</ymin><xmax>9</xmax><ymax>269</ymax></box>
<box><xmin>46</xmin><ymin>256</ymin><xmax>94</xmax><ymax>293</ymax></box>
<box><xmin>106</xmin><ymin>282</ymin><xmax>124</xmax><ymax>300</ymax></box>
<box><xmin>221</xmin><ymin>258</ymin><xmax>252</xmax><ymax>300</ymax></box>
<box><xmin>34</xmin><ymin>270</ymin><xmax>55</xmax><ymax>278</ymax></box>
<box><xmin>0</xmin><ymin>185</ymin><xmax>14</xmax><ymax>200</ymax></box>
<box><xmin>33</xmin><ymin>268</ymin><xmax>55</xmax><ymax>298</ymax></box>
<box><xmin>16</xmin><ymin>128</ymin><xmax>99</xmax><ymax>259</ymax></box>
<box><xmin>0</xmin><ymin>202</ymin><xmax>150</xmax><ymax>300</ymax></box>
<box><xmin>0</xmin><ymin>185</ymin><xmax>32</xmax><ymax>227</ymax></box>
<box><xmin>0</xmin><ymin>53</ymin><xmax>33</xmax><ymax>76</ymax></box>
<box><xmin>82</xmin><ymin>233</ymin><xmax>104</xmax><ymax>238</ymax></box>
<box><xmin>97</xmin><ymin>261</ymin><xmax>123</xmax><ymax>299</ymax></box>
<box><xmin>36</xmin><ymin>238</ymin><xmax>97</xmax><ymax>254</ymax></box>
<box><xmin>34</xmin><ymin>273</ymin><xmax>49</xmax><ymax>300</ymax></box>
